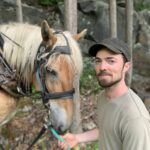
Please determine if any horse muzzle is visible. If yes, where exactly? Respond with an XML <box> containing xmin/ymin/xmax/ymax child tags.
<box><xmin>44</xmin><ymin>101</ymin><xmax>72</xmax><ymax>134</ymax></box>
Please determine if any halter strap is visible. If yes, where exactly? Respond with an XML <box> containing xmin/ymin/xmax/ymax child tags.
<box><xmin>0</xmin><ymin>33</ymin><xmax>4</xmax><ymax>50</ymax></box>
<box><xmin>42</xmin><ymin>88</ymin><xmax>75</xmax><ymax>103</ymax></box>
<box><xmin>0</xmin><ymin>32</ymin><xmax>22</xmax><ymax>48</ymax></box>
<box><xmin>28</xmin><ymin>31</ymin><xmax>74</xmax><ymax>150</ymax></box>
<box><xmin>35</xmin><ymin>31</ymin><xmax>75</xmax><ymax>104</ymax></box>
<box><xmin>36</xmin><ymin>31</ymin><xmax>71</xmax><ymax>63</ymax></box>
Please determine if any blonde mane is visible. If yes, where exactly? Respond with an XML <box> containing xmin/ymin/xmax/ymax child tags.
<box><xmin>0</xmin><ymin>23</ymin><xmax>83</xmax><ymax>87</ymax></box>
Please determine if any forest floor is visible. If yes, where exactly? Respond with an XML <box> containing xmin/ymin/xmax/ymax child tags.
<box><xmin>0</xmin><ymin>90</ymin><xmax>98</xmax><ymax>150</ymax></box>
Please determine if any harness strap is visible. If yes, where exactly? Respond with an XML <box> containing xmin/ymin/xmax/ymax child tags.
<box><xmin>42</xmin><ymin>88</ymin><xmax>75</xmax><ymax>103</ymax></box>
<box><xmin>27</xmin><ymin>126</ymin><xmax>47</xmax><ymax>150</ymax></box>
<box><xmin>0</xmin><ymin>33</ymin><xmax>4</xmax><ymax>50</ymax></box>
<box><xmin>36</xmin><ymin>68</ymin><xmax>44</xmax><ymax>92</ymax></box>
<box><xmin>36</xmin><ymin>65</ymin><xmax>75</xmax><ymax>104</ymax></box>
<box><xmin>27</xmin><ymin>125</ymin><xmax>71</xmax><ymax>150</ymax></box>
<box><xmin>0</xmin><ymin>32</ymin><xmax>22</xmax><ymax>48</ymax></box>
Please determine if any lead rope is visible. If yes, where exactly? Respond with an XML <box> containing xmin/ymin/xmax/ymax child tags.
<box><xmin>27</xmin><ymin>122</ymin><xmax>70</xmax><ymax>150</ymax></box>
<box><xmin>50</xmin><ymin>126</ymin><xmax>79</xmax><ymax>150</ymax></box>
<box><xmin>43</xmin><ymin>120</ymin><xmax>70</xmax><ymax>150</ymax></box>
<box><xmin>49</xmin><ymin>127</ymin><xmax>70</xmax><ymax>150</ymax></box>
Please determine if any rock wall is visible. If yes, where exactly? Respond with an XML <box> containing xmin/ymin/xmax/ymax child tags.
<box><xmin>0</xmin><ymin>0</ymin><xmax>150</xmax><ymax>100</ymax></box>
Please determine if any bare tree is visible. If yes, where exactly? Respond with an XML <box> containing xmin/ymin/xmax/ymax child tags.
<box><xmin>64</xmin><ymin>0</ymin><xmax>77</xmax><ymax>34</ymax></box>
<box><xmin>109</xmin><ymin>0</ymin><xmax>117</xmax><ymax>37</ymax></box>
<box><xmin>125</xmin><ymin>0</ymin><xmax>133</xmax><ymax>86</ymax></box>
<box><xmin>109</xmin><ymin>0</ymin><xmax>133</xmax><ymax>86</ymax></box>
<box><xmin>16</xmin><ymin>0</ymin><xmax>23</xmax><ymax>22</ymax></box>
<box><xmin>64</xmin><ymin>0</ymin><xmax>82</xmax><ymax>134</ymax></box>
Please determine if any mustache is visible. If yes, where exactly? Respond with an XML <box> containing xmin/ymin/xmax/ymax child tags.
<box><xmin>96</xmin><ymin>71</ymin><xmax>111</xmax><ymax>76</ymax></box>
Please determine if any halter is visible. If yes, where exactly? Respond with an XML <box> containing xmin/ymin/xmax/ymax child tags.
<box><xmin>35</xmin><ymin>31</ymin><xmax>75</xmax><ymax>105</ymax></box>
<box><xmin>27</xmin><ymin>32</ymin><xmax>75</xmax><ymax>150</ymax></box>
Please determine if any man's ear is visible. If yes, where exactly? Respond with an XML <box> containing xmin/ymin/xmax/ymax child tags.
<box><xmin>124</xmin><ymin>62</ymin><xmax>132</xmax><ymax>72</ymax></box>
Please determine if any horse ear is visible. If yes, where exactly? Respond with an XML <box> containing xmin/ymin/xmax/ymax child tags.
<box><xmin>41</xmin><ymin>20</ymin><xmax>56</xmax><ymax>42</ymax></box>
<box><xmin>73</xmin><ymin>29</ymin><xmax>87</xmax><ymax>41</ymax></box>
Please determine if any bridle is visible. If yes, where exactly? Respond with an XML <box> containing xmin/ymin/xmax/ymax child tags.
<box><xmin>27</xmin><ymin>31</ymin><xmax>75</xmax><ymax>149</ymax></box>
<box><xmin>35</xmin><ymin>31</ymin><xmax>75</xmax><ymax>105</ymax></box>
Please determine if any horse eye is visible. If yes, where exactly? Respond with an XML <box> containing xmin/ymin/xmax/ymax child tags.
<box><xmin>46</xmin><ymin>67</ymin><xmax>57</xmax><ymax>77</ymax></box>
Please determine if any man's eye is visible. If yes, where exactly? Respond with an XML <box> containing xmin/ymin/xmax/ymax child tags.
<box><xmin>94</xmin><ymin>59</ymin><xmax>101</xmax><ymax>64</ymax></box>
<box><xmin>107</xmin><ymin>60</ymin><xmax>115</xmax><ymax>64</ymax></box>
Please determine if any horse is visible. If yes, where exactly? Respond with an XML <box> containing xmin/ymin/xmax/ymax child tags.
<box><xmin>0</xmin><ymin>20</ymin><xmax>86</xmax><ymax>133</ymax></box>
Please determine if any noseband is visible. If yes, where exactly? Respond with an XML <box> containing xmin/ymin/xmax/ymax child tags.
<box><xmin>35</xmin><ymin>31</ymin><xmax>75</xmax><ymax>105</ymax></box>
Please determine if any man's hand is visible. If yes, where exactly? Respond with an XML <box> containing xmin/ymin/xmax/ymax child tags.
<box><xmin>58</xmin><ymin>133</ymin><xmax>78</xmax><ymax>150</ymax></box>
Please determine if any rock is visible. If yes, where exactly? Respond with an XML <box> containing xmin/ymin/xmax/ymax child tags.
<box><xmin>144</xmin><ymin>97</ymin><xmax>150</xmax><ymax>114</ymax></box>
<box><xmin>0</xmin><ymin>0</ymin><xmax>49</xmax><ymax>25</ymax></box>
<box><xmin>132</xmin><ymin>74</ymin><xmax>150</xmax><ymax>100</ymax></box>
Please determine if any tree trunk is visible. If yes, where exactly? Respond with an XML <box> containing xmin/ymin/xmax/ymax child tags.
<box><xmin>125</xmin><ymin>0</ymin><xmax>133</xmax><ymax>86</ymax></box>
<box><xmin>64</xmin><ymin>0</ymin><xmax>82</xmax><ymax>134</ymax></box>
<box><xmin>16</xmin><ymin>0</ymin><xmax>23</xmax><ymax>22</ymax></box>
<box><xmin>64</xmin><ymin>0</ymin><xmax>77</xmax><ymax>34</ymax></box>
<box><xmin>109</xmin><ymin>0</ymin><xmax>117</xmax><ymax>37</ymax></box>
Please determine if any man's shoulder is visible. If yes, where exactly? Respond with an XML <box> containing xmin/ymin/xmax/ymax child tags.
<box><xmin>120</xmin><ymin>89</ymin><xmax>150</xmax><ymax>121</ymax></box>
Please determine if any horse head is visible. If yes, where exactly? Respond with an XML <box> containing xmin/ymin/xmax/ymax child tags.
<box><xmin>33</xmin><ymin>20</ymin><xmax>87</xmax><ymax>133</ymax></box>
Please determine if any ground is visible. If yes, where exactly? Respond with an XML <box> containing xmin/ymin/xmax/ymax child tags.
<box><xmin>0</xmin><ymin>91</ymin><xmax>97</xmax><ymax>149</ymax></box>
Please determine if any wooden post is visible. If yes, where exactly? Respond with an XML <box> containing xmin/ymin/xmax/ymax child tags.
<box><xmin>16</xmin><ymin>0</ymin><xmax>23</xmax><ymax>22</ymax></box>
<box><xmin>109</xmin><ymin>0</ymin><xmax>117</xmax><ymax>37</ymax></box>
<box><xmin>125</xmin><ymin>0</ymin><xmax>133</xmax><ymax>86</ymax></box>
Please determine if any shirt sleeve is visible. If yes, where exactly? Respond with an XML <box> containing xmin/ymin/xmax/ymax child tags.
<box><xmin>122</xmin><ymin>118</ymin><xmax>150</xmax><ymax>150</ymax></box>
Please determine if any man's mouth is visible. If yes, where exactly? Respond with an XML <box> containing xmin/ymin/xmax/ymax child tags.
<box><xmin>97</xmin><ymin>72</ymin><xmax>111</xmax><ymax>77</ymax></box>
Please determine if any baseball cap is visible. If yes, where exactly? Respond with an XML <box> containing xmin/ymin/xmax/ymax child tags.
<box><xmin>88</xmin><ymin>38</ymin><xmax>131</xmax><ymax>61</ymax></box>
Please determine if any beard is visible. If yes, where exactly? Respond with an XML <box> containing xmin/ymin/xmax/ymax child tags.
<box><xmin>98</xmin><ymin>78</ymin><xmax>121</xmax><ymax>88</ymax></box>
<box><xmin>96</xmin><ymin>71</ymin><xmax>122</xmax><ymax>88</ymax></box>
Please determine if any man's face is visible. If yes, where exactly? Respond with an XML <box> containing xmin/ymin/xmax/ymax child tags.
<box><xmin>94</xmin><ymin>48</ymin><xmax>129</xmax><ymax>88</ymax></box>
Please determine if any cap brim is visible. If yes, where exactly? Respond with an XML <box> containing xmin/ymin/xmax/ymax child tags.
<box><xmin>88</xmin><ymin>43</ymin><xmax>121</xmax><ymax>57</ymax></box>
<box><xmin>88</xmin><ymin>44</ymin><xmax>104</xmax><ymax>57</ymax></box>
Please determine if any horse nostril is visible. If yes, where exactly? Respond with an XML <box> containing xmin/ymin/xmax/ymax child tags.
<box><xmin>57</xmin><ymin>125</ymin><xmax>66</xmax><ymax>134</ymax></box>
<box><xmin>58</xmin><ymin>126</ymin><xmax>62</xmax><ymax>134</ymax></box>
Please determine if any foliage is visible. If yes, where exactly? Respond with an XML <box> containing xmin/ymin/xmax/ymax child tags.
<box><xmin>72</xmin><ymin>141</ymin><xmax>99</xmax><ymax>150</ymax></box>
<box><xmin>134</xmin><ymin>1</ymin><xmax>150</xmax><ymax>11</ymax></box>
<box><xmin>84</xmin><ymin>141</ymin><xmax>99</xmax><ymax>150</ymax></box>
<box><xmin>80</xmin><ymin>58</ymin><xmax>101</xmax><ymax>95</ymax></box>
<box><xmin>38</xmin><ymin>0</ymin><xmax>63</xmax><ymax>5</ymax></box>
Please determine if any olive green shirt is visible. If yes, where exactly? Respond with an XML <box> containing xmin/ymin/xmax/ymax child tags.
<box><xmin>97</xmin><ymin>89</ymin><xmax>150</xmax><ymax>150</ymax></box>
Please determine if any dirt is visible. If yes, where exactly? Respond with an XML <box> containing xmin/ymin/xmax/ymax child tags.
<box><xmin>0</xmin><ymin>91</ymin><xmax>97</xmax><ymax>149</ymax></box>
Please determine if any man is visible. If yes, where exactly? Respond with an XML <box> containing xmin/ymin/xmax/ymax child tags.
<box><xmin>58</xmin><ymin>38</ymin><xmax>150</xmax><ymax>150</ymax></box>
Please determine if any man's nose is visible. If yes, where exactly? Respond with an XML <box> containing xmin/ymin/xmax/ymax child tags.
<box><xmin>96</xmin><ymin>61</ymin><xmax>107</xmax><ymax>70</ymax></box>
